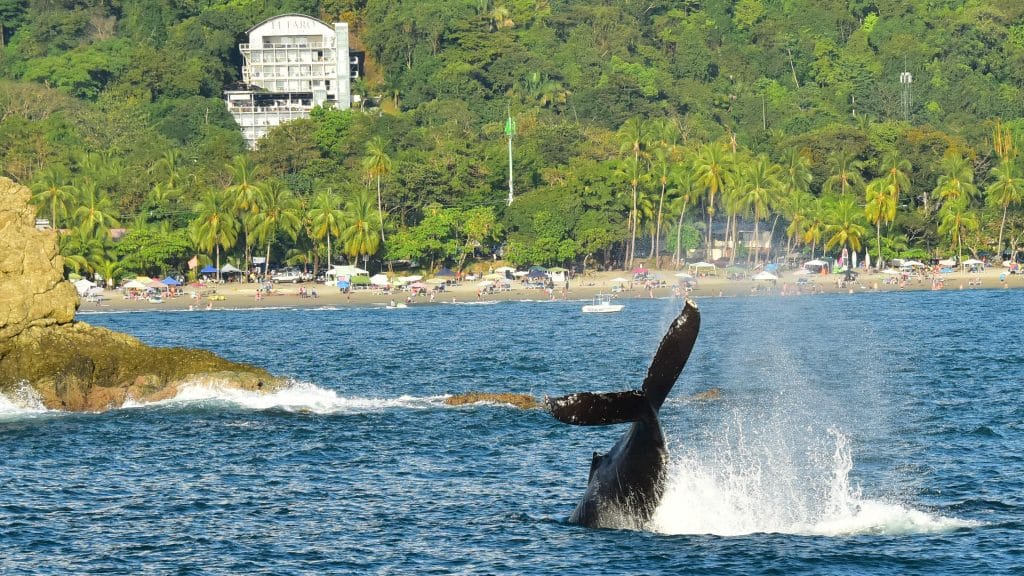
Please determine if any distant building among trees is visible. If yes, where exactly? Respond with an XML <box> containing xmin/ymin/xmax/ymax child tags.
<box><xmin>223</xmin><ymin>14</ymin><xmax>363</xmax><ymax>149</ymax></box>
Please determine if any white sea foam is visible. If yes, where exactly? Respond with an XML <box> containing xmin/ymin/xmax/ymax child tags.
<box><xmin>0</xmin><ymin>383</ymin><xmax>51</xmax><ymax>417</ymax></box>
<box><xmin>651</xmin><ymin>427</ymin><xmax>977</xmax><ymax>537</ymax></box>
<box><xmin>122</xmin><ymin>380</ymin><xmax>449</xmax><ymax>415</ymax></box>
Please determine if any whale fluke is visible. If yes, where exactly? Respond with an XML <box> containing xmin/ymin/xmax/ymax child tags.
<box><xmin>547</xmin><ymin>299</ymin><xmax>701</xmax><ymax>529</ymax></box>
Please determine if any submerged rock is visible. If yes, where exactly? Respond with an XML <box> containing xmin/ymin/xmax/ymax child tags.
<box><xmin>444</xmin><ymin>392</ymin><xmax>541</xmax><ymax>409</ymax></box>
<box><xmin>0</xmin><ymin>177</ymin><xmax>280</xmax><ymax>411</ymax></box>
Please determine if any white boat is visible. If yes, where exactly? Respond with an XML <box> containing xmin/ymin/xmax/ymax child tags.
<box><xmin>581</xmin><ymin>295</ymin><xmax>623</xmax><ymax>313</ymax></box>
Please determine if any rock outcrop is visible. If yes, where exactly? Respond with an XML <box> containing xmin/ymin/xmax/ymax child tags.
<box><xmin>0</xmin><ymin>177</ymin><xmax>280</xmax><ymax>411</ymax></box>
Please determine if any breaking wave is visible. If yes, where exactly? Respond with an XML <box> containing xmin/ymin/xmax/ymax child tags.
<box><xmin>121</xmin><ymin>380</ymin><xmax>452</xmax><ymax>415</ymax></box>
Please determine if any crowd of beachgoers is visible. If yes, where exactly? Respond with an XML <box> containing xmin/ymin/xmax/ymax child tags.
<box><xmin>74</xmin><ymin>261</ymin><xmax>1023</xmax><ymax>313</ymax></box>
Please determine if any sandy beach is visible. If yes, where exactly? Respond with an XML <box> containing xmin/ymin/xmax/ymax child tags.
<box><xmin>78</xmin><ymin>266</ymin><xmax>1024</xmax><ymax>313</ymax></box>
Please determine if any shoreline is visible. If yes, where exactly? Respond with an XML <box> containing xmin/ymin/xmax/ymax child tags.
<box><xmin>76</xmin><ymin>268</ymin><xmax>1023</xmax><ymax>314</ymax></box>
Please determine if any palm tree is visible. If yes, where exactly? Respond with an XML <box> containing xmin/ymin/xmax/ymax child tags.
<box><xmin>308</xmin><ymin>189</ymin><xmax>345</xmax><ymax>270</ymax></box>
<box><xmin>363</xmin><ymin>137</ymin><xmax>392</xmax><ymax>246</ymax></box>
<box><xmin>879</xmin><ymin>151</ymin><xmax>912</xmax><ymax>213</ymax></box>
<box><xmin>614</xmin><ymin>155</ymin><xmax>647</xmax><ymax>269</ymax></box>
<box><xmin>823</xmin><ymin>151</ymin><xmax>865</xmax><ymax>196</ymax></box>
<box><xmin>72</xmin><ymin>181</ymin><xmax>120</xmax><ymax>238</ymax></box>
<box><xmin>737</xmin><ymin>155</ymin><xmax>782</xmax><ymax>266</ymax></box>
<box><xmin>802</xmin><ymin>197</ymin><xmax>827</xmax><ymax>259</ymax></box>
<box><xmin>669</xmin><ymin>163</ymin><xmax>699</xmax><ymax>265</ymax></box>
<box><xmin>59</xmin><ymin>225</ymin><xmax>112</xmax><ymax>278</ymax></box>
<box><xmin>649</xmin><ymin>148</ymin><xmax>675</xmax><ymax>267</ymax></box>
<box><xmin>824</xmin><ymin>194</ymin><xmax>868</xmax><ymax>259</ymax></box>
<box><xmin>986</xmin><ymin>158</ymin><xmax>1022</xmax><ymax>261</ymax></box>
<box><xmin>340</xmin><ymin>190</ymin><xmax>382</xmax><ymax>269</ymax></box>
<box><xmin>224</xmin><ymin>155</ymin><xmax>265</xmax><ymax>270</ymax></box>
<box><xmin>251</xmin><ymin>179</ymin><xmax>302</xmax><ymax>277</ymax></box>
<box><xmin>617</xmin><ymin>117</ymin><xmax>650</xmax><ymax>269</ymax></box>
<box><xmin>693</xmin><ymin>142</ymin><xmax>730</xmax><ymax>259</ymax></box>
<box><xmin>190</xmin><ymin>189</ymin><xmax>239</xmax><ymax>282</ymax></box>
<box><xmin>932</xmin><ymin>150</ymin><xmax>977</xmax><ymax>206</ymax></box>
<box><xmin>783</xmin><ymin>189</ymin><xmax>814</xmax><ymax>257</ymax></box>
<box><xmin>30</xmin><ymin>167</ymin><xmax>76</xmax><ymax>229</ymax></box>
<box><xmin>938</xmin><ymin>196</ymin><xmax>979</xmax><ymax>265</ymax></box>
<box><xmin>864</xmin><ymin>179</ymin><xmax>896</xmax><ymax>269</ymax></box>
<box><xmin>780</xmin><ymin>147</ymin><xmax>813</xmax><ymax>195</ymax></box>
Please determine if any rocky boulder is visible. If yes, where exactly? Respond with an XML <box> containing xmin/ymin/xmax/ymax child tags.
<box><xmin>0</xmin><ymin>177</ymin><xmax>281</xmax><ymax>411</ymax></box>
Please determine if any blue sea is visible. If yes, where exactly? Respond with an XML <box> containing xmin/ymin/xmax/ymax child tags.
<box><xmin>2</xmin><ymin>290</ymin><xmax>1022</xmax><ymax>574</ymax></box>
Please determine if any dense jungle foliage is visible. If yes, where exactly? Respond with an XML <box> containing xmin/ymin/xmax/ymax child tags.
<box><xmin>2</xmin><ymin>0</ymin><xmax>1024</xmax><ymax>280</ymax></box>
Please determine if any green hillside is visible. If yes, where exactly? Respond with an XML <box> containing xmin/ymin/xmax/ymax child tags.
<box><xmin>2</xmin><ymin>0</ymin><xmax>1023</xmax><ymax>278</ymax></box>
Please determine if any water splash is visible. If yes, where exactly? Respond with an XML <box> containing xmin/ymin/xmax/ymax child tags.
<box><xmin>121</xmin><ymin>380</ymin><xmax>449</xmax><ymax>415</ymax></box>
<box><xmin>0</xmin><ymin>383</ymin><xmax>50</xmax><ymax>418</ymax></box>
<box><xmin>650</xmin><ymin>426</ymin><xmax>976</xmax><ymax>536</ymax></box>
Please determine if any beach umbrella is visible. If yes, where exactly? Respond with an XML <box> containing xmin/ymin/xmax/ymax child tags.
<box><xmin>752</xmin><ymin>271</ymin><xmax>778</xmax><ymax>281</ymax></box>
<box><xmin>200</xmin><ymin>265</ymin><xmax>218</xmax><ymax>274</ymax></box>
<box><xmin>370</xmin><ymin>273</ymin><xmax>390</xmax><ymax>287</ymax></box>
<box><xmin>483</xmin><ymin>273</ymin><xmax>504</xmax><ymax>281</ymax></box>
<box><xmin>73</xmin><ymin>278</ymin><xmax>96</xmax><ymax>295</ymax></box>
<box><xmin>674</xmin><ymin>272</ymin><xmax>694</xmax><ymax>280</ymax></box>
<box><xmin>336</xmin><ymin>280</ymin><xmax>350</xmax><ymax>289</ymax></box>
<box><xmin>610</xmin><ymin>277</ymin><xmax>630</xmax><ymax>283</ymax></box>
<box><xmin>161</xmin><ymin>277</ymin><xmax>181</xmax><ymax>286</ymax></box>
<box><xmin>123</xmin><ymin>279</ymin><xmax>148</xmax><ymax>290</ymax></box>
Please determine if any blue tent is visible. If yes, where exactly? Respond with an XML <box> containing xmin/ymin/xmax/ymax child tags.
<box><xmin>161</xmin><ymin>277</ymin><xmax>181</xmax><ymax>286</ymax></box>
<box><xmin>435</xmin><ymin>266</ymin><xmax>456</xmax><ymax>277</ymax></box>
<box><xmin>200</xmin><ymin>265</ymin><xmax>218</xmax><ymax>274</ymax></box>
<box><xmin>527</xmin><ymin>269</ymin><xmax>547</xmax><ymax>279</ymax></box>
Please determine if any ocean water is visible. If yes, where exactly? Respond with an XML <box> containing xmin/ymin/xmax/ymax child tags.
<box><xmin>2</xmin><ymin>290</ymin><xmax>1022</xmax><ymax>574</ymax></box>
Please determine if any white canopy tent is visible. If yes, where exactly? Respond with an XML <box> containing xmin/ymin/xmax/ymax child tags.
<box><xmin>370</xmin><ymin>273</ymin><xmax>390</xmax><ymax>287</ymax></box>
<box><xmin>326</xmin><ymin>265</ymin><xmax>369</xmax><ymax>279</ymax></box>
<box><xmin>752</xmin><ymin>271</ymin><xmax>778</xmax><ymax>281</ymax></box>
<box><xmin>688</xmin><ymin>262</ymin><xmax>718</xmax><ymax>276</ymax></box>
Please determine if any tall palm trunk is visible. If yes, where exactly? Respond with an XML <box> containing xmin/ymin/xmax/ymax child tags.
<box><xmin>752</xmin><ymin>211</ymin><xmax>761</xmax><ymax>267</ymax></box>
<box><xmin>327</xmin><ymin>234</ymin><xmax>332</xmax><ymax>269</ymax></box>
<box><xmin>629</xmin><ymin>180</ymin><xmax>638</xmax><ymax>269</ymax></box>
<box><xmin>655</xmin><ymin>180</ymin><xmax>666</xmax><ymax>268</ymax></box>
<box><xmin>998</xmin><ymin>204</ymin><xmax>1008</xmax><ymax>261</ymax></box>
<box><xmin>875</xmin><ymin>220</ymin><xmax>882</xmax><ymax>271</ymax></box>
<box><xmin>674</xmin><ymin>200</ymin><xmax>688</xmax><ymax>265</ymax></box>
<box><xmin>376</xmin><ymin>175</ymin><xmax>385</xmax><ymax>243</ymax></box>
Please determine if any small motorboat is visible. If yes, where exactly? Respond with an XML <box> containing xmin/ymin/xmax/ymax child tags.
<box><xmin>386</xmin><ymin>301</ymin><xmax>408</xmax><ymax>309</ymax></box>
<box><xmin>581</xmin><ymin>295</ymin><xmax>623</xmax><ymax>313</ymax></box>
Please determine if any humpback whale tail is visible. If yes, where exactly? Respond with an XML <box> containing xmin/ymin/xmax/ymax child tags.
<box><xmin>546</xmin><ymin>300</ymin><xmax>701</xmax><ymax>425</ymax></box>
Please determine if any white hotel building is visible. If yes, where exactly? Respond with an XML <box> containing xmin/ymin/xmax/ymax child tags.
<box><xmin>224</xmin><ymin>14</ymin><xmax>362</xmax><ymax>149</ymax></box>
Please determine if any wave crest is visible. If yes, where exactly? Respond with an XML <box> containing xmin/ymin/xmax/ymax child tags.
<box><xmin>122</xmin><ymin>380</ymin><xmax>449</xmax><ymax>415</ymax></box>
